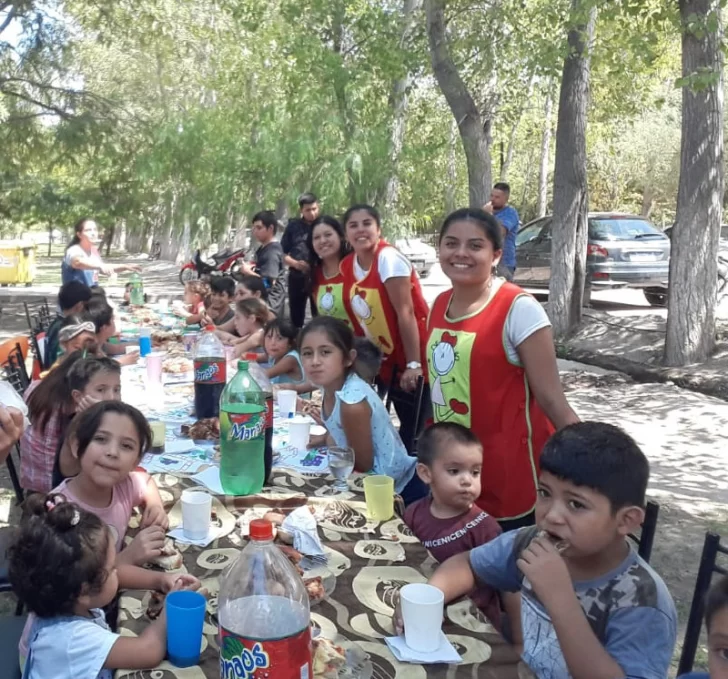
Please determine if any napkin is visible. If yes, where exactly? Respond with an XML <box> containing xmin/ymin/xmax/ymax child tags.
<box><xmin>190</xmin><ymin>466</ymin><xmax>224</xmax><ymax>494</ymax></box>
<box><xmin>281</xmin><ymin>506</ymin><xmax>326</xmax><ymax>562</ymax></box>
<box><xmin>167</xmin><ymin>524</ymin><xmax>226</xmax><ymax>548</ymax></box>
<box><xmin>385</xmin><ymin>633</ymin><xmax>462</xmax><ymax>664</ymax></box>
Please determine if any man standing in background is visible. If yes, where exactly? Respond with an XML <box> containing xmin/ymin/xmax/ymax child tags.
<box><xmin>484</xmin><ymin>182</ymin><xmax>520</xmax><ymax>281</ymax></box>
<box><xmin>281</xmin><ymin>192</ymin><xmax>320</xmax><ymax>327</ymax></box>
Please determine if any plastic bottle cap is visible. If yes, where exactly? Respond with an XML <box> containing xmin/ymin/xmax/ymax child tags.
<box><xmin>249</xmin><ymin>519</ymin><xmax>273</xmax><ymax>541</ymax></box>
<box><xmin>237</xmin><ymin>360</ymin><xmax>249</xmax><ymax>370</ymax></box>
<box><xmin>205</xmin><ymin>324</ymin><xmax>215</xmax><ymax>331</ymax></box>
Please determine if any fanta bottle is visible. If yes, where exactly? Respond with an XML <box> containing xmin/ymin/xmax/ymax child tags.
<box><xmin>219</xmin><ymin>360</ymin><xmax>266</xmax><ymax>495</ymax></box>
<box><xmin>218</xmin><ymin>519</ymin><xmax>311</xmax><ymax>678</ymax></box>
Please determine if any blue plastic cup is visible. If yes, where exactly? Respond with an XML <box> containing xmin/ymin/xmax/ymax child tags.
<box><xmin>166</xmin><ymin>590</ymin><xmax>206</xmax><ymax>667</ymax></box>
<box><xmin>139</xmin><ymin>334</ymin><xmax>152</xmax><ymax>357</ymax></box>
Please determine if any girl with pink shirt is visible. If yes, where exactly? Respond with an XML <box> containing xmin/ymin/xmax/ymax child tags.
<box><xmin>52</xmin><ymin>400</ymin><xmax>169</xmax><ymax>572</ymax></box>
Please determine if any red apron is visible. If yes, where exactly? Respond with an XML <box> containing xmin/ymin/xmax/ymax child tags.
<box><xmin>312</xmin><ymin>267</ymin><xmax>358</xmax><ymax>330</ymax></box>
<box><xmin>340</xmin><ymin>241</ymin><xmax>428</xmax><ymax>384</ymax></box>
<box><xmin>426</xmin><ymin>284</ymin><xmax>555</xmax><ymax>520</ymax></box>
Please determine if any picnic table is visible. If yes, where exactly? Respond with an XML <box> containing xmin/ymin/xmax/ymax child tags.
<box><xmin>114</xmin><ymin>317</ymin><xmax>534</xmax><ymax>679</ymax></box>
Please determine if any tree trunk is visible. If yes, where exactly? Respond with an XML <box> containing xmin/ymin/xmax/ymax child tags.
<box><xmin>425</xmin><ymin>0</ymin><xmax>492</xmax><ymax>207</ymax></box>
<box><xmin>548</xmin><ymin>1</ymin><xmax>596</xmax><ymax>338</ymax></box>
<box><xmin>537</xmin><ymin>89</ymin><xmax>553</xmax><ymax>218</ymax></box>
<box><xmin>159</xmin><ymin>191</ymin><xmax>179</xmax><ymax>263</ymax></box>
<box><xmin>665</xmin><ymin>0</ymin><xmax>724</xmax><ymax>366</ymax></box>
<box><xmin>383</xmin><ymin>0</ymin><xmax>423</xmax><ymax>218</ymax></box>
<box><xmin>640</xmin><ymin>184</ymin><xmax>654</xmax><ymax>217</ymax></box>
<box><xmin>500</xmin><ymin>77</ymin><xmax>535</xmax><ymax>182</ymax></box>
<box><xmin>445</xmin><ymin>117</ymin><xmax>458</xmax><ymax>214</ymax></box>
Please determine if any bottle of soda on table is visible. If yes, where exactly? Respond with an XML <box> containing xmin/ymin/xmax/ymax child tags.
<box><xmin>244</xmin><ymin>352</ymin><xmax>274</xmax><ymax>485</ymax></box>
<box><xmin>193</xmin><ymin>325</ymin><xmax>226</xmax><ymax>419</ymax></box>
<box><xmin>219</xmin><ymin>360</ymin><xmax>266</xmax><ymax>495</ymax></box>
<box><xmin>218</xmin><ymin>519</ymin><xmax>311</xmax><ymax>679</ymax></box>
<box><xmin>129</xmin><ymin>272</ymin><xmax>145</xmax><ymax>306</ymax></box>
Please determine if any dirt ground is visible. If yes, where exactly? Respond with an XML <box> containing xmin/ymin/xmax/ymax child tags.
<box><xmin>2</xmin><ymin>254</ymin><xmax>727</xmax><ymax>674</ymax></box>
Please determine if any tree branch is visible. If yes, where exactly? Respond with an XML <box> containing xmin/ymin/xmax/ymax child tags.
<box><xmin>0</xmin><ymin>5</ymin><xmax>17</xmax><ymax>35</ymax></box>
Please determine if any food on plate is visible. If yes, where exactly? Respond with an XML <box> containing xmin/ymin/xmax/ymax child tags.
<box><xmin>304</xmin><ymin>576</ymin><xmax>325</xmax><ymax>602</ymax></box>
<box><xmin>181</xmin><ymin>418</ymin><xmax>220</xmax><ymax>440</ymax></box>
<box><xmin>148</xmin><ymin>539</ymin><xmax>183</xmax><ymax>570</ymax></box>
<box><xmin>312</xmin><ymin>637</ymin><xmax>347</xmax><ymax>678</ymax></box>
<box><xmin>152</xmin><ymin>329</ymin><xmax>182</xmax><ymax>345</ymax></box>
<box><xmin>163</xmin><ymin>356</ymin><xmax>193</xmax><ymax>374</ymax></box>
<box><xmin>536</xmin><ymin>529</ymin><xmax>569</xmax><ymax>554</ymax></box>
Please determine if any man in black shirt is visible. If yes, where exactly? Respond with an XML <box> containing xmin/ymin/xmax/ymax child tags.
<box><xmin>280</xmin><ymin>192</ymin><xmax>320</xmax><ymax>327</ymax></box>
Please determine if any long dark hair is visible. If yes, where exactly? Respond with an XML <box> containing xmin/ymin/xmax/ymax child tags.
<box><xmin>27</xmin><ymin>350</ymin><xmax>94</xmax><ymax>428</ymax></box>
<box><xmin>72</xmin><ymin>401</ymin><xmax>152</xmax><ymax>461</ymax></box>
<box><xmin>66</xmin><ymin>217</ymin><xmax>93</xmax><ymax>251</ymax></box>
<box><xmin>307</xmin><ymin>216</ymin><xmax>351</xmax><ymax>270</ymax></box>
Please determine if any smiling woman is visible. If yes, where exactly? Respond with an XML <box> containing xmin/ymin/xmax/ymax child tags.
<box><xmin>427</xmin><ymin>208</ymin><xmax>579</xmax><ymax>531</ymax></box>
<box><xmin>340</xmin><ymin>204</ymin><xmax>430</xmax><ymax>448</ymax></box>
<box><xmin>62</xmin><ymin>217</ymin><xmax>141</xmax><ymax>286</ymax></box>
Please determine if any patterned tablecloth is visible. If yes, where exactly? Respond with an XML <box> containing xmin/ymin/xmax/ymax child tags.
<box><xmin>116</xmin><ymin>468</ymin><xmax>534</xmax><ymax>679</ymax></box>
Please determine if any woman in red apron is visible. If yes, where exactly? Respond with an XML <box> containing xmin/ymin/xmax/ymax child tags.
<box><xmin>340</xmin><ymin>204</ymin><xmax>429</xmax><ymax>449</ymax></box>
<box><xmin>427</xmin><ymin>208</ymin><xmax>579</xmax><ymax>531</ymax></box>
<box><xmin>307</xmin><ymin>216</ymin><xmax>358</xmax><ymax>329</ymax></box>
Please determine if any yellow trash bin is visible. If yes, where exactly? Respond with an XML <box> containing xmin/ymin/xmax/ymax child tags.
<box><xmin>0</xmin><ymin>241</ymin><xmax>37</xmax><ymax>286</ymax></box>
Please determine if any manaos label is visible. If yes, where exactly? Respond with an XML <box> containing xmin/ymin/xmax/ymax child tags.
<box><xmin>194</xmin><ymin>358</ymin><xmax>226</xmax><ymax>384</ymax></box>
<box><xmin>219</xmin><ymin>625</ymin><xmax>311</xmax><ymax>679</ymax></box>
<box><xmin>224</xmin><ymin>409</ymin><xmax>265</xmax><ymax>442</ymax></box>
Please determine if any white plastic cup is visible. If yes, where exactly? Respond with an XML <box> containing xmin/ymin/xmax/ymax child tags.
<box><xmin>277</xmin><ymin>389</ymin><xmax>297</xmax><ymax>418</ymax></box>
<box><xmin>158</xmin><ymin>299</ymin><xmax>170</xmax><ymax>313</ymax></box>
<box><xmin>181</xmin><ymin>490</ymin><xmax>212</xmax><ymax>541</ymax></box>
<box><xmin>288</xmin><ymin>416</ymin><xmax>311</xmax><ymax>452</ymax></box>
<box><xmin>400</xmin><ymin>583</ymin><xmax>445</xmax><ymax>652</ymax></box>
<box><xmin>146</xmin><ymin>351</ymin><xmax>164</xmax><ymax>383</ymax></box>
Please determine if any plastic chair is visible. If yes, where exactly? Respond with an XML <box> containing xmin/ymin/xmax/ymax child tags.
<box><xmin>627</xmin><ymin>500</ymin><xmax>660</xmax><ymax>563</ymax></box>
<box><xmin>1</xmin><ymin>344</ymin><xmax>30</xmax><ymax>396</ymax></box>
<box><xmin>384</xmin><ymin>367</ymin><xmax>425</xmax><ymax>453</ymax></box>
<box><xmin>678</xmin><ymin>532</ymin><xmax>728</xmax><ymax>675</ymax></box>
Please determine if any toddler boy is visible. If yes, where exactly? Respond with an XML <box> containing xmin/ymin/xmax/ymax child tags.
<box><xmin>398</xmin><ymin>422</ymin><xmax>677</xmax><ymax>679</ymax></box>
<box><xmin>404</xmin><ymin>423</ymin><xmax>502</xmax><ymax>628</ymax></box>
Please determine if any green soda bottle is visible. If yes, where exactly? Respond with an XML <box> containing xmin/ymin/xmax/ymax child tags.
<box><xmin>219</xmin><ymin>360</ymin><xmax>266</xmax><ymax>495</ymax></box>
<box><xmin>129</xmin><ymin>272</ymin><xmax>145</xmax><ymax>306</ymax></box>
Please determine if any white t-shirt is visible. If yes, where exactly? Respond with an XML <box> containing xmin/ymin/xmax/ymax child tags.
<box><xmin>503</xmin><ymin>294</ymin><xmax>551</xmax><ymax>363</ymax></box>
<box><xmin>23</xmin><ymin>608</ymin><xmax>118</xmax><ymax>679</ymax></box>
<box><xmin>353</xmin><ymin>246</ymin><xmax>412</xmax><ymax>282</ymax></box>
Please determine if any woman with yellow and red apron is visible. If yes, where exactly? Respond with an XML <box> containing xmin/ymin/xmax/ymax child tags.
<box><xmin>307</xmin><ymin>216</ymin><xmax>358</xmax><ymax>329</ymax></box>
<box><xmin>340</xmin><ymin>204</ymin><xmax>429</xmax><ymax>449</ymax></box>
<box><xmin>427</xmin><ymin>208</ymin><xmax>579</xmax><ymax>531</ymax></box>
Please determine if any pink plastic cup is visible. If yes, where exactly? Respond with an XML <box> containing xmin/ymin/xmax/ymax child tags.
<box><xmin>146</xmin><ymin>351</ymin><xmax>164</xmax><ymax>384</ymax></box>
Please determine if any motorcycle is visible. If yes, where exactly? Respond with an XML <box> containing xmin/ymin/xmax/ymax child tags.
<box><xmin>178</xmin><ymin>247</ymin><xmax>246</xmax><ymax>285</ymax></box>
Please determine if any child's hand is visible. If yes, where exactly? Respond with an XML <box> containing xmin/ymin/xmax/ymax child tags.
<box><xmin>161</xmin><ymin>573</ymin><xmax>201</xmax><ymax>594</ymax></box>
<box><xmin>76</xmin><ymin>395</ymin><xmax>101</xmax><ymax>413</ymax></box>
<box><xmin>516</xmin><ymin>536</ymin><xmax>572</xmax><ymax>606</ymax></box>
<box><xmin>117</xmin><ymin>352</ymin><xmax>140</xmax><ymax>366</ymax></box>
<box><xmin>307</xmin><ymin>433</ymin><xmax>328</xmax><ymax>449</ymax></box>
<box><xmin>141</xmin><ymin>504</ymin><xmax>169</xmax><ymax>530</ymax></box>
<box><xmin>126</xmin><ymin>525</ymin><xmax>167</xmax><ymax>565</ymax></box>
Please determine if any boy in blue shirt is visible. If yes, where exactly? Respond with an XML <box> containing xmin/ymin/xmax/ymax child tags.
<box><xmin>484</xmin><ymin>181</ymin><xmax>519</xmax><ymax>280</ymax></box>
<box><xmin>396</xmin><ymin>421</ymin><xmax>677</xmax><ymax>679</ymax></box>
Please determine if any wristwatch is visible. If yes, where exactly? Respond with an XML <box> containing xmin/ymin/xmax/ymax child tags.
<box><xmin>406</xmin><ymin>361</ymin><xmax>422</xmax><ymax>370</ymax></box>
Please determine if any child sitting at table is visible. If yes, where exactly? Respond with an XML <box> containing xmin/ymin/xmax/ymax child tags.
<box><xmin>51</xmin><ymin>401</ymin><xmax>170</xmax><ymax>571</ymax></box>
<box><xmin>45</xmin><ymin>281</ymin><xmax>92</xmax><ymax>366</ymax></box>
<box><xmin>9</xmin><ymin>494</ymin><xmax>199</xmax><ymax>677</ymax></box>
<box><xmin>230</xmin><ymin>297</ymin><xmax>269</xmax><ymax>358</ymax></box>
<box><xmin>205</xmin><ymin>276</ymin><xmax>235</xmax><ymax>326</ymax></box>
<box><xmin>176</xmin><ymin>280</ymin><xmax>209</xmax><ymax>326</ymax></box>
<box><xmin>299</xmin><ymin>316</ymin><xmax>427</xmax><ymax>506</ymax></box>
<box><xmin>396</xmin><ymin>422</ymin><xmax>678</xmax><ymax>678</ymax></box>
<box><xmin>21</xmin><ymin>351</ymin><xmax>117</xmax><ymax>494</ymax></box>
<box><xmin>404</xmin><ymin>423</ymin><xmax>503</xmax><ymax>629</ymax></box>
<box><xmin>83</xmin><ymin>299</ymin><xmax>138</xmax><ymax>367</ymax></box>
<box><xmin>264</xmin><ymin>318</ymin><xmax>307</xmax><ymax>389</ymax></box>
<box><xmin>677</xmin><ymin>576</ymin><xmax>728</xmax><ymax>679</ymax></box>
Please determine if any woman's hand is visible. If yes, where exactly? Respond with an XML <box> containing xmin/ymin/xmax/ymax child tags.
<box><xmin>399</xmin><ymin>367</ymin><xmax>422</xmax><ymax>392</ymax></box>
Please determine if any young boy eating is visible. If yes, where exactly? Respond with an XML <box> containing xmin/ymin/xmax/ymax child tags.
<box><xmin>404</xmin><ymin>423</ymin><xmax>502</xmax><ymax>627</ymax></box>
<box><xmin>678</xmin><ymin>576</ymin><xmax>728</xmax><ymax>679</ymax></box>
<box><xmin>83</xmin><ymin>301</ymin><xmax>138</xmax><ymax>366</ymax></box>
<box><xmin>397</xmin><ymin>421</ymin><xmax>677</xmax><ymax>678</ymax></box>
<box><xmin>206</xmin><ymin>276</ymin><xmax>235</xmax><ymax>326</ymax></box>
<box><xmin>46</xmin><ymin>281</ymin><xmax>92</xmax><ymax>365</ymax></box>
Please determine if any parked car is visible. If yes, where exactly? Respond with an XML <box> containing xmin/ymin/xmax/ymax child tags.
<box><xmin>514</xmin><ymin>213</ymin><xmax>671</xmax><ymax>305</ymax></box>
<box><xmin>395</xmin><ymin>237</ymin><xmax>438</xmax><ymax>278</ymax></box>
<box><xmin>642</xmin><ymin>224</ymin><xmax>728</xmax><ymax>306</ymax></box>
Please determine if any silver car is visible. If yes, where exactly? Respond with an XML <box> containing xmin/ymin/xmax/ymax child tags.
<box><xmin>514</xmin><ymin>213</ymin><xmax>670</xmax><ymax>305</ymax></box>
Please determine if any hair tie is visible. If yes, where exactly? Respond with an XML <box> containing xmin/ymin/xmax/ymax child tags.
<box><xmin>45</xmin><ymin>498</ymin><xmax>56</xmax><ymax>512</ymax></box>
<box><xmin>45</xmin><ymin>496</ymin><xmax>80</xmax><ymax>526</ymax></box>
